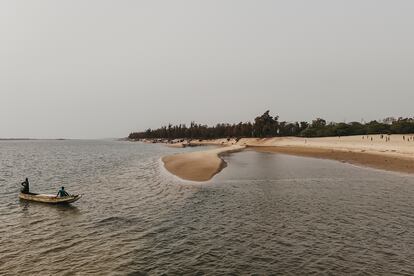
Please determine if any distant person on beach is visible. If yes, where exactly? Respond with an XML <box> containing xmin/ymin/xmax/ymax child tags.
<box><xmin>57</xmin><ymin>187</ymin><xmax>70</xmax><ymax>197</ymax></box>
<box><xmin>21</xmin><ymin>178</ymin><xmax>30</xmax><ymax>194</ymax></box>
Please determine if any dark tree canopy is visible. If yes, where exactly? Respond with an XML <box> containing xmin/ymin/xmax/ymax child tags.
<box><xmin>128</xmin><ymin>112</ymin><xmax>414</xmax><ymax>140</ymax></box>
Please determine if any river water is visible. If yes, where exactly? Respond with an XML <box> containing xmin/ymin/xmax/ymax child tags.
<box><xmin>1</xmin><ymin>140</ymin><xmax>414</xmax><ymax>275</ymax></box>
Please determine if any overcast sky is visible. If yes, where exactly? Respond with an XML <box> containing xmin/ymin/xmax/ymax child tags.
<box><xmin>1</xmin><ymin>0</ymin><xmax>413</xmax><ymax>139</ymax></box>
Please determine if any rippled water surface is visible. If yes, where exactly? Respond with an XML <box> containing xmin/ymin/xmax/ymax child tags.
<box><xmin>1</xmin><ymin>140</ymin><xmax>414</xmax><ymax>275</ymax></box>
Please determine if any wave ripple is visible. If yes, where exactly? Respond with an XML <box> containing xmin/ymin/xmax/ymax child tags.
<box><xmin>1</xmin><ymin>141</ymin><xmax>414</xmax><ymax>275</ymax></box>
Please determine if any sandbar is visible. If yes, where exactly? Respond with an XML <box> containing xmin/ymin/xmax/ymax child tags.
<box><xmin>163</xmin><ymin>135</ymin><xmax>414</xmax><ymax>181</ymax></box>
<box><xmin>162</xmin><ymin>145</ymin><xmax>245</xmax><ymax>181</ymax></box>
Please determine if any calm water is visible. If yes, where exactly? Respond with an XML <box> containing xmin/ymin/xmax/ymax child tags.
<box><xmin>1</xmin><ymin>140</ymin><xmax>414</xmax><ymax>275</ymax></box>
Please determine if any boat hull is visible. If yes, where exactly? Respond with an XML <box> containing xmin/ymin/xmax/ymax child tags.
<box><xmin>19</xmin><ymin>193</ymin><xmax>82</xmax><ymax>204</ymax></box>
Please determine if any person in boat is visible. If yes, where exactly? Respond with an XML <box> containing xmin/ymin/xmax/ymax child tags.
<box><xmin>57</xmin><ymin>186</ymin><xmax>70</xmax><ymax>197</ymax></box>
<box><xmin>21</xmin><ymin>178</ymin><xmax>30</xmax><ymax>194</ymax></box>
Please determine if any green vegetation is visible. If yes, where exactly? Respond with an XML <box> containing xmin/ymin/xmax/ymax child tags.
<box><xmin>128</xmin><ymin>111</ymin><xmax>414</xmax><ymax>140</ymax></box>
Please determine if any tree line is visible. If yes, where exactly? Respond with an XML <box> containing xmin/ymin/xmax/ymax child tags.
<box><xmin>128</xmin><ymin>111</ymin><xmax>414</xmax><ymax>140</ymax></box>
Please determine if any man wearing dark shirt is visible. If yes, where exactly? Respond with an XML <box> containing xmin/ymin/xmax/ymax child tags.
<box><xmin>57</xmin><ymin>186</ymin><xmax>70</xmax><ymax>197</ymax></box>
<box><xmin>21</xmin><ymin>178</ymin><xmax>29</xmax><ymax>194</ymax></box>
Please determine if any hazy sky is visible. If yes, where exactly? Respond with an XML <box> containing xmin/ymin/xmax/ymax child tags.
<box><xmin>1</xmin><ymin>0</ymin><xmax>413</xmax><ymax>139</ymax></box>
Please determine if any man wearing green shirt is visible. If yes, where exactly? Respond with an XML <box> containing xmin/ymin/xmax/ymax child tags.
<box><xmin>57</xmin><ymin>186</ymin><xmax>70</xmax><ymax>197</ymax></box>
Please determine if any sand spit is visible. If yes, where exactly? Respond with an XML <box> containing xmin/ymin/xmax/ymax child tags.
<box><xmin>162</xmin><ymin>145</ymin><xmax>245</xmax><ymax>181</ymax></box>
<box><xmin>194</xmin><ymin>135</ymin><xmax>414</xmax><ymax>174</ymax></box>
<box><xmin>161</xmin><ymin>135</ymin><xmax>414</xmax><ymax>181</ymax></box>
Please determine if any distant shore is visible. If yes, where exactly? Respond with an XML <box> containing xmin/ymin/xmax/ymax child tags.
<box><xmin>0</xmin><ymin>138</ymin><xmax>38</xmax><ymax>141</ymax></box>
<box><xmin>0</xmin><ymin>138</ymin><xmax>68</xmax><ymax>141</ymax></box>
<box><xmin>158</xmin><ymin>134</ymin><xmax>414</xmax><ymax>181</ymax></box>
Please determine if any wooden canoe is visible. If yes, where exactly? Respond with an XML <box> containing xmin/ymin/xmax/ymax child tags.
<box><xmin>19</xmin><ymin>193</ymin><xmax>82</xmax><ymax>204</ymax></box>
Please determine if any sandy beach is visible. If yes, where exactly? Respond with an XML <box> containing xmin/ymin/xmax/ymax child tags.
<box><xmin>163</xmin><ymin>135</ymin><xmax>414</xmax><ymax>181</ymax></box>
<box><xmin>162</xmin><ymin>145</ymin><xmax>245</xmax><ymax>181</ymax></box>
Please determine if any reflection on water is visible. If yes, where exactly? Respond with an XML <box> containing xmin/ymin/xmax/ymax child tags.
<box><xmin>1</xmin><ymin>140</ymin><xmax>414</xmax><ymax>275</ymax></box>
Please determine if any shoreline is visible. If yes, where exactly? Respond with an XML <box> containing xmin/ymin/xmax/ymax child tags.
<box><xmin>160</xmin><ymin>135</ymin><xmax>414</xmax><ymax>181</ymax></box>
<box><xmin>250</xmin><ymin>145</ymin><xmax>414</xmax><ymax>175</ymax></box>
<box><xmin>162</xmin><ymin>145</ymin><xmax>245</xmax><ymax>182</ymax></box>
